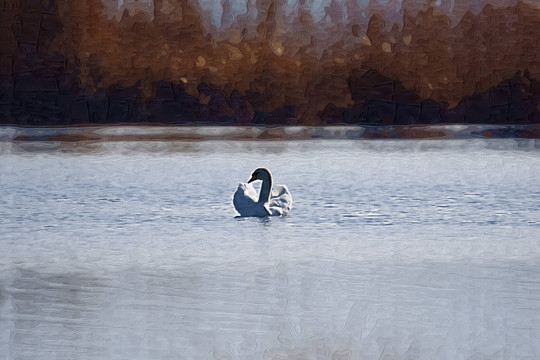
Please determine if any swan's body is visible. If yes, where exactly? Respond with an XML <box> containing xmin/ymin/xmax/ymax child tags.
<box><xmin>233</xmin><ymin>168</ymin><xmax>292</xmax><ymax>217</ymax></box>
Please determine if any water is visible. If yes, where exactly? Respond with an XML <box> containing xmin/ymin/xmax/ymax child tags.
<box><xmin>1</xmin><ymin>137</ymin><xmax>540</xmax><ymax>360</ymax></box>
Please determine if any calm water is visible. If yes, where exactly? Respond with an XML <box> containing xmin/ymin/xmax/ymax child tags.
<box><xmin>1</xmin><ymin>138</ymin><xmax>540</xmax><ymax>360</ymax></box>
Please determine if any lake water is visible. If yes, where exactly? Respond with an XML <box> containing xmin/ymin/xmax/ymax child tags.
<box><xmin>1</xmin><ymin>135</ymin><xmax>540</xmax><ymax>360</ymax></box>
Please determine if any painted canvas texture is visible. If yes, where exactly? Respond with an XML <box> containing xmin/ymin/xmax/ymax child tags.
<box><xmin>1</xmin><ymin>0</ymin><xmax>540</xmax><ymax>127</ymax></box>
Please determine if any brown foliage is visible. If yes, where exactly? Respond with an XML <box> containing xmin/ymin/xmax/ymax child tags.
<box><xmin>3</xmin><ymin>0</ymin><xmax>540</xmax><ymax>124</ymax></box>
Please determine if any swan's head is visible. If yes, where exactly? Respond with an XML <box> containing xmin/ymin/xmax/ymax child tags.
<box><xmin>248</xmin><ymin>168</ymin><xmax>272</xmax><ymax>183</ymax></box>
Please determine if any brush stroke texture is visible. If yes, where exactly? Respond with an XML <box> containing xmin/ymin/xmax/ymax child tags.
<box><xmin>1</xmin><ymin>0</ymin><xmax>540</xmax><ymax>125</ymax></box>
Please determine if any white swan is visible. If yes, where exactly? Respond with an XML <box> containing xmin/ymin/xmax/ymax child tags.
<box><xmin>233</xmin><ymin>168</ymin><xmax>293</xmax><ymax>217</ymax></box>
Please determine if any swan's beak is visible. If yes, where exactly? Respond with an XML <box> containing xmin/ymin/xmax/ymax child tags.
<box><xmin>248</xmin><ymin>174</ymin><xmax>257</xmax><ymax>183</ymax></box>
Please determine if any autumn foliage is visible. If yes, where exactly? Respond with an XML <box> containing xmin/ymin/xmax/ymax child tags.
<box><xmin>1</xmin><ymin>0</ymin><xmax>540</xmax><ymax>125</ymax></box>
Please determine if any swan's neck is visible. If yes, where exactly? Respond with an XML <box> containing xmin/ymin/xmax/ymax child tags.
<box><xmin>258</xmin><ymin>177</ymin><xmax>272</xmax><ymax>204</ymax></box>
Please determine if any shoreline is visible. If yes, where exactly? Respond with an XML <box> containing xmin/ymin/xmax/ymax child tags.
<box><xmin>1</xmin><ymin>124</ymin><xmax>540</xmax><ymax>143</ymax></box>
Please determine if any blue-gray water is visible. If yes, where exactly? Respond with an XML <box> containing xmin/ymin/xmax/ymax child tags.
<box><xmin>1</xmin><ymin>137</ymin><xmax>540</xmax><ymax>359</ymax></box>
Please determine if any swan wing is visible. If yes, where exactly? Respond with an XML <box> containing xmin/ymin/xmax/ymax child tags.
<box><xmin>233</xmin><ymin>183</ymin><xmax>270</xmax><ymax>217</ymax></box>
<box><xmin>268</xmin><ymin>184</ymin><xmax>293</xmax><ymax>216</ymax></box>
<box><xmin>233</xmin><ymin>183</ymin><xmax>257</xmax><ymax>213</ymax></box>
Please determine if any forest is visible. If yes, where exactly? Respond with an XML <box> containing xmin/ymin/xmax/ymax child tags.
<box><xmin>1</xmin><ymin>0</ymin><xmax>540</xmax><ymax>126</ymax></box>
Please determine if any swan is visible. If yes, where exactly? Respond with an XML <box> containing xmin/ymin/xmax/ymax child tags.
<box><xmin>233</xmin><ymin>168</ymin><xmax>293</xmax><ymax>217</ymax></box>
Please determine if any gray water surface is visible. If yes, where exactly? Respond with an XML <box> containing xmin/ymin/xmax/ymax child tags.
<box><xmin>1</xmin><ymin>139</ymin><xmax>540</xmax><ymax>360</ymax></box>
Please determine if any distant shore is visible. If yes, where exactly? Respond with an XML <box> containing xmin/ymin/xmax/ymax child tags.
<box><xmin>1</xmin><ymin>124</ymin><xmax>540</xmax><ymax>143</ymax></box>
